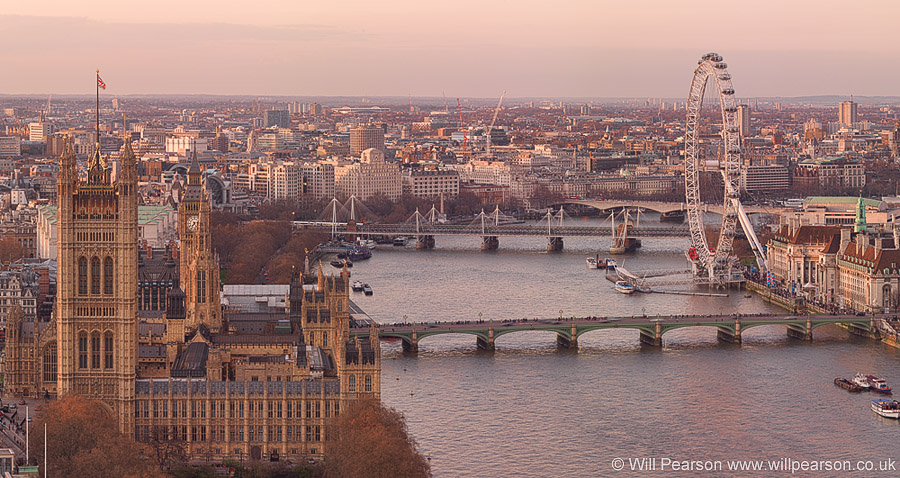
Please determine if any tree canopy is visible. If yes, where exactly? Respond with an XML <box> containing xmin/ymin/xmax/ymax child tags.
<box><xmin>325</xmin><ymin>399</ymin><xmax>431</xmax><ymax>478</ymax></box>
<box><xmin>28</xmin><ymin>395</ymin><xmax>160</xmax><ymax>478</ymax></box>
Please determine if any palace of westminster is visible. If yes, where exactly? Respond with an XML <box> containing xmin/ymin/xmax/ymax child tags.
<box><xmin>2</xmin><ymin>137</ymin><xmax>381</xmax><ymax>461</ymax></box>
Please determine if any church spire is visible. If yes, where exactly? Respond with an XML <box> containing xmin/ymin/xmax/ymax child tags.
<box><xmin>854</xmin><ymin>196</ymin><xmax>867</xmax><ymax>233</ymax></box>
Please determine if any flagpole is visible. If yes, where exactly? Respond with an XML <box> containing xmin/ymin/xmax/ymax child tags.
<box><xmin>96</xmin><ymin>69</ymin><xmax>100</xmax><ymax>144</ymax></box>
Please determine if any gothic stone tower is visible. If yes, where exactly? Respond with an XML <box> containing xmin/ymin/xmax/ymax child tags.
<box><xmin>179</xmin><ymin>153</ymin><xmax>202</xmax><ymax>279</ymax></box>
<box><xmin>179</xmin><ymin>153</ymin><xmax>221</xmax><ymax>333</ymax></box>
<box><xmin>56</xmin><ymin>137</ymin><xmax>138</xmax><ymax>434</ymax></box>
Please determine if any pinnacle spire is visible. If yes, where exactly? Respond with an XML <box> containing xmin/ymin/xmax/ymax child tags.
<box><xmin>121</xmin><ymin>133</ymin><xmax>136</xmax><ymax>162</ymax></box>
<box><xmin>188</xmin><ymin>148</ymin><xmax>201</xmax><ymax>174</ymax></box>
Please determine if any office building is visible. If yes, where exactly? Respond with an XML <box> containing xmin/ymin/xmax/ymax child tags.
<box><xmin>334</xmin><ymin>148</ymin><xmax>400</xmax><ymax>200</ymax></box>
<box><xmin>839</xmin><ymin>100</ymin><xmax>858</xmax><ymax>127</ymax></box>
<box><xmin>265</xmin><ymin>110</ymin><xmax>290</xmax><ymax>128</ymax></box>
<box><xmin>737</xmin><ymin>105</ymin><xmax>751</xmax><ymax>137</ymax></box>
<box><xmin>349</xmin><ymin>125</ymin><xmax>385</xmax><ymax>155</ymax></box>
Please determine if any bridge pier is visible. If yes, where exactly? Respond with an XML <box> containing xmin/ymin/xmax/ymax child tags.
<box><xmin>477</xmin><ymin>336</ymin><xmax>495</xmax><ymax>351</ymax></box>
<box><xmin>786</xmin><ymin>318</ymin><xmax>813</xmax><ymax>341</ymax></box>
<box><xmin>716</xmin><ymin>319</ymin><xmax>742</xmax><ymax>344</ymax></box>
<box><xmin>477</xmin><ymin>327</ymin><xmax>496</xmax><ymax>351</ymax></box>
<box><xmin>481</xmin><ymin>236</ymin><xmax>499</xmax><ymax>251</ymax></box>
<box><xmin>402</xmin><ymin>330</ymin><xmax>419</xmax><ymax>353</ymax></box>
<box><xmin>547</xmin><ymin>237</ymin><xmax>563</xmax><ymax>252</ymax></box>
<box><xmin>556</xmin><ymin>334</ymin><xmax>578</xmax><ymax>349</ymax></box>
<box><xmin>639</xmin><ymin>322</ymin><xmax>663</xmax><ymax>347</ymax></box>
<box><xmin>845</xmin><ymin>317</ymin><xmax>880</xmax><ymax>339</ymax></box>
<box><xmin>416</xmin><ymin>235</ymin><xmax>435</xmax><ymax>250</ymax></box>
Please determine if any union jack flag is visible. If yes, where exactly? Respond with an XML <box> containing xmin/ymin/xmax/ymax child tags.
<box><xmin>97</xmin><ymin>74</ymin><xmax>106</xmax><ymax>90</ymax></box>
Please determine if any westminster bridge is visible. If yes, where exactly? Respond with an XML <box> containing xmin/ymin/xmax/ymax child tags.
<box><xmin>349</xmin><ymin>313</ymin><xmax>881</xmax><ymax>353</ymax></box>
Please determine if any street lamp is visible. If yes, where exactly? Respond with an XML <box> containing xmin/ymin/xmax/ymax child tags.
<box><xmin>478</xmin><ymin>312</ymin><xmax>483</xmax><ymax>324</ymax></box>
<box><xmin>403</xmin><ymin>315</ymin><xmax>408</xmax><ymax>326</ymax></box>
<box><xmin>559</xmin><ymin>309</ymin><xmax>563</xmax><ymax>321</ymax></box>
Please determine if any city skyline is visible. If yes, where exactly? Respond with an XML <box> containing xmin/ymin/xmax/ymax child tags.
<box><xmin>3</xmin><ymin>0</ymin><xmax>899</xmax><ymax>97</ymax></box>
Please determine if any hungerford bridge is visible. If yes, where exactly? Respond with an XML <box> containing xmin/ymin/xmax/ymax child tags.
<box><xmin>349</xmin><ymin>313</ymin><xmax>880</xmax><ymax>353</ymax></box>
<box><xmin>294</xmin><ymin>197</ymin><xmax>779</xmax><ymax>251</ymax></box>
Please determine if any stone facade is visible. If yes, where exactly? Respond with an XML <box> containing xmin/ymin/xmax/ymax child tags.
<box><xmin>4</xmin><ymin>137</ymin><xmax>380</xmax><ymax>462</ymax></box>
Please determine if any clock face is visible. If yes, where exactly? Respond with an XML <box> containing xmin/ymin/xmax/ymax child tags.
<box><xmin>187</xmin><ymin>215</ymin><xmax>199</xmax><ymax>232</ymax></box>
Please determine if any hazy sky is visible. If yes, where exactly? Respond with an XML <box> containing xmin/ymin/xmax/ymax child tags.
<box><xmin>2</xmin><ymin>0</ymin><xmax>899</xmax><ymax>97</ymax></box>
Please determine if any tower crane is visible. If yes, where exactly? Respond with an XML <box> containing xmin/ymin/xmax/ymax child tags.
<box><xmin>457</xmin><ymin>98</ymin><xmax>468</xmax><ymax>155</ymax></box>
<box><xmin>485</xmin><ymin>91</ymin><xmax>506</xmax><ymax>156</ymax></box>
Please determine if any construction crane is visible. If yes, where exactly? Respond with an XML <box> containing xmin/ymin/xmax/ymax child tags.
<box><xmin>457</xmin><ymin>98</ymin><xmax>468</xmax><ymax>155</ymax></box>
<box><xmin>485</xmin><ymin>91</ymin><xmax>506</xmax><ymax>156</ymax></box>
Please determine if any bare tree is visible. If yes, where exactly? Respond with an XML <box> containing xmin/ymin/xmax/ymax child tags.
<box><xmin>146</xmin><ymin>425</ymin><xmax>189</xmax><ymax>470</ymax></box>
<box><xmin>325</xmin><ymin>399</ymin><xmax>430</xmax><ymax>478</ymax></box>
<box><xmin>29</xmin><ymin>395</ymin><xmax>160</xmax><ymax>478</ymax></box>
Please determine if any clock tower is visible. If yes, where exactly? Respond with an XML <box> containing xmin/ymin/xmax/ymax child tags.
<box><xmin>178</xmin><ymin>151</ymin><xmax>222</xmax><ymax>333</ymax></box>
<box><xmin>178</xmin><ymin>151</ymin><xmax>203</xmax><ymax>279</ymax></box>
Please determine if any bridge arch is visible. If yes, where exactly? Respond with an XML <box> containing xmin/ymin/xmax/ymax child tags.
<box><xmin>574</xmin><ymin>323</ymin><xmax>654</xmax><ymax>339</ymax></box>
<box><xmin>809</xmin><ymin>320</ymin><xmax>871</xmax><ymax>333</ymax></box>
<box><xmin>492</xmin><ymin>324</ymin><xmax>569</xmax><ymax>340</ymax></box>
<box><xmin>558</xmin><ymin>200</ymin><xmax>773</xmax><ymax>217</ymax></box>
<box><xmin>415</xmin><ymin>330</ymin><xmax>491</xmax><ymax>344</ymax></box>
<box><xmin>658</xmin><ymin>323</ymin><xmax>737</xmax><ymax>337</ymax></box>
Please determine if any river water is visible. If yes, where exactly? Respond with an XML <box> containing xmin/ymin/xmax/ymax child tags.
<box><xmin>343</xmin><ymin>217</ymin><xmax>900</xmax><ymax>478</ymax></box>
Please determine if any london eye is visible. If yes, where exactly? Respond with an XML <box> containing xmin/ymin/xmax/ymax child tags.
<box><xmin>683</xmin><ymin>52</ymin><xmax>766</xmax><ymax>284</ymax></box>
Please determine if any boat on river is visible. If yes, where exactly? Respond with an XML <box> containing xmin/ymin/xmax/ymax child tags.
<box><xmin>614</xmin><ymin>281</ymin><xmax>634</xmax><ymax>295</ymax></box>
<box><xmin>834</xmin><ymin>377</ymin><xmax>863</xmax><ymax>392</ymax></box>
<box><xmin>351</xmin><ymin>281</ymin><xmax>364</xmax><ymax>292</ymax></box>
<box><xmin>363</xmin><ymin>284</ymin><xmax>374</xmax><ymax>296</ymax></box>
<box><xmin>867</xmin><ymin>375</ymin><xmax>893</xmax><ymax>394</ymax></box>
<box><xmin>347</xmin><ymin>248</ymin><xmax>372</xmax><ymax>261</ymax></box>
<box><xmin>586</xmin><ymin>256</ymin><xmax>598</xmax><ymax>269</ymax></box>
<box><xmin>872</xmin><ymin>399</ymin><xmax>900</xmax><ymax>418</ymax></box>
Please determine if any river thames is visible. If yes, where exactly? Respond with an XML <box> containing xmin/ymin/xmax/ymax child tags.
<box><xmin>343</xmin><ymin>218</ymin><xmax>900</xmax><ymax>477</ymax></box>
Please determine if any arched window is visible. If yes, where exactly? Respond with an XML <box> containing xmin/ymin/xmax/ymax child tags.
<box><xmin>43</xmin><ymin>344</ymin><xmax>57</xmax><ymax>383</ymax></box>
<box><xmin>91</xmin><ymin>257</ymin><xmax>101</xmax><ymax>295</ymax></box>
<box><xmin>348</xmin><ymin>375</ymin><xmax>356</xmax><ymax>392</ymax></box>
<box><xmin>104</xmin><ymin>332</ymin><xmax>114</xmax><ymax>369</ymax></box>
<box><xmin>104</xmin><ymin>257</ymin><xmax>114</xmax><ymax>295</ymax></box>
<box><xmin>364</xmin><ymin>375</ymin><xmax>372</xmax><ymax>392</ymax></box>
<box><xmin>196</xmin><ymin>271</ymin><xmax>206</xmax><ymax>304</ymax></box>
<box><xmin>91</xmin><ymin>332</ymin><xmax>101</xmax><ymax>369</ymax></box>
<box><xmin>78</xmin><ymin>332</ymin><xmax>88</xmax><ymax>369</ymax></box>
<box><xmin>78</xmin><ymin>257</ymin><xmax>88</xmax><ymax>295</ymax></box>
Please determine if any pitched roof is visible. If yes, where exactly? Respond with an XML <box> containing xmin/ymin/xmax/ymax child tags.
<box><xmin>774</xmin><ymin>225</ymin><xmax>841</xmax><ymax>245</ymax></box>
